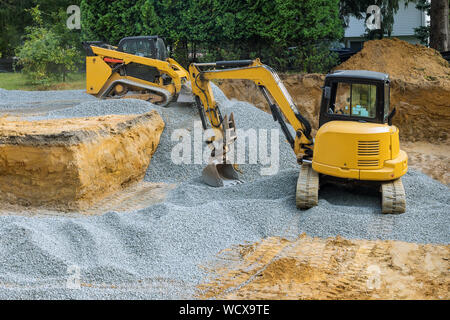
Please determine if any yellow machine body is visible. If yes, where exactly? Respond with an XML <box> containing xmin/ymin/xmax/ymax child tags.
<box><xmin>312</xmin><ymin>121</ymin><xmax>407</xmax><ymax>181</ymax></box>
<box><xmin>86</xmin><ymin>56</ymin><xmax>112</xmax><ymax>94</ymax></box>
<box><xmin>84</xmin><ymin>37</ymin><xmax>191</xmax><ymax>106</ymax></box>
<box><xmin>188</xmin><ymin>59</ymin><xmax>407</xmax><ymax>213</ymax></box>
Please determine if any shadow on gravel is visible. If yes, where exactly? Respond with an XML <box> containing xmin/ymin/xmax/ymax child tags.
<box><xmin>319</xmin><ymin>183</ymin><xmax>379</xmax><ymax>209</ymax></box>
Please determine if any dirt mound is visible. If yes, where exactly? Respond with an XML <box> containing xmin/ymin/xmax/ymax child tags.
<box><xmin>336</xmin><ymin>38</ymin><xmax>450</xmax><ymax>83</ymax></box>
<box><xmin>0</xmin><ymin>111</ymin><xmax>165</xmax><ymax>211</ymax></box>
<box><xmin>198</xmin><ymin>235</ymin><xmax>450</xmax><ymax>300</ymax></box>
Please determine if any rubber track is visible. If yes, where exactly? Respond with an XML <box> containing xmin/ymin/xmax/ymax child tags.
<box><xmin>381</xmin><ymin>178</ymin><xmax>406</xmax><ymax>214</ymax></box>
<box><xmin>296</xmin><ymin>163</ymin><xmax>319</xmax><ymax>209</ymax></box>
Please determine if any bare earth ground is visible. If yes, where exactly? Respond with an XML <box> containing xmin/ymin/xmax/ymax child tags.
<box><xmin>402</xmin><ymin>142</ymin><xmax>450</xmax><ymax>185</ymax></box>
<box><xmin>198</xmin><ymin>235</ymin><xmax>449</xmax><ymax>300</ymax></box>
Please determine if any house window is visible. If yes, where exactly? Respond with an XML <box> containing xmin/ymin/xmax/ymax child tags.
<box><xmin>350</xmin><ymin>41</ymin><xmax>363</xmax><ymax>51</ymax></box>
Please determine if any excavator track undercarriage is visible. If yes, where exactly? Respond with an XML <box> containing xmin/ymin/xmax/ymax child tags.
<box><xmin>381</xmin><ymin>178</ymin><xmax>406</xmax><ymax>214</ymax></box>
<box><xmin>296</xmin><ymin>163</ymin><xmax>319</xmax><ymax>209</ymax></box>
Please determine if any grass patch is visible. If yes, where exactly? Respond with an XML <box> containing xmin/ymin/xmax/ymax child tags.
<box><xmin>0</xmin><ymin>72</ymin><xmax>85</xmax><ymax>90</ymax></box>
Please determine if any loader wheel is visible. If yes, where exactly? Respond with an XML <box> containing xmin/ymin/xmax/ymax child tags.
<box><xmin>296</xmin><ymin>163</ymin><xmax>319</xmax><ymax>209</ymax></box>
<box><xmin>381</xmin><ymin>178</ymin><xmax>406</xmax><ymax>214</ymax></box>
<box><xmin>113</xmin><ymin>84</ymin><xmax>128</xmax><ymax>96</ymax></box>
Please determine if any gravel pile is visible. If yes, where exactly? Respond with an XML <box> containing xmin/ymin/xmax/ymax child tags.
<box><xmin>0</xmin><ymin>89</ymin><xmax>94</xmax><ymax>111</ymax></box>
<box><xmin>0</xmin><ymin>86</ymin><xmax>448</xmax><ymax>299</ymax></box>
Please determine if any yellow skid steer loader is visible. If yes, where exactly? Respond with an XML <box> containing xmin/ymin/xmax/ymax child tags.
<box><xmin>83</xmin><ymin>36</ymin><xmax>193</xmax><ymax>106</ymax></box>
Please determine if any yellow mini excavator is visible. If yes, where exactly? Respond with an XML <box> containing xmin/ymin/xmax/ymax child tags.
<box><xmin>84</xmin><ymin>36</ymin><xmax>193</xmax><ymax>106</ymax></box>
<box><xmin>189</xmin><ymin>59</ymin><xmax>408</xmax><ymax>214</ymax></box>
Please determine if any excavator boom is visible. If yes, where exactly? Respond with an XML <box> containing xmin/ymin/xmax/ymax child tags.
<box><xmin>189</xmin><ymin>59</ymin><xmax>314</xmax><ymax>186</ymax></box>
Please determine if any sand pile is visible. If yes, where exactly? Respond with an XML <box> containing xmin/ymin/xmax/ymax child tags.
<box><xmin>199</xmin><ymin>235</ymin><xmax>449</xmax><ymax>300</ymax></box>
<box><xmin>336</xmin><ymin>38</ymin><xmax>450</xmax><ymax>83</ymax></box>
<box><xmin>0</xmin><ymin>111</ymin><xmax>164</xmax><ymax>211</ymax></box>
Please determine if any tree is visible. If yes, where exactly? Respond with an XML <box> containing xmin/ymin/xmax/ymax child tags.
<box><xmin>16</xmin><ymin>6</ymin><xmax>79</xmax><ymax>85</ymax></box>
<box><xmin>429</xmin><ymin>0</ymin><xmax>449</xmax><ymax>51</ymax></box>
<box><xmin>414</xmin><ymin>0</ymin><xmax>431</xmax><ymax>46</ymax></box>
<box><xmin>269</xmin><ymin>0</ymin><xmax>343</xmax><ymax>72</ymax></box>
<box><xmin>0</xmin><ymin>0</ymin><xmax>81</xmax><ymax>58</ymax></box>
<box><xmin>0</xmin><ymin>0</ymin><xmax>34</xmax><ymax>58</ymax></box>
<box><xmin>80</xmin><ymin>0</ymin><xmax>343</xmax><ymax>72</ymax></box>
<box><xmin>81</xmin><ymin>0</ymin><xmax>143</xmax><ymax>44</ymax></box>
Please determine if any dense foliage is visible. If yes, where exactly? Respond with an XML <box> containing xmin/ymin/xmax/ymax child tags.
<box><xmin>1</xmin><ymin>0</ymin><xmax>445</xmax><ymax>78</ymax></box>
<box><xmin>15</xmin><ymin>6</ymin><xmax>80</xmax><ymax>84</ymax></box>
<box><xmin>80</xmin><ymin>0</ymin><xmax>344</xmax><ymax>72</ymax></box>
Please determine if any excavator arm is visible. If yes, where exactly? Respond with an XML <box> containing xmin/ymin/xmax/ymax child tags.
<box><xmin>189</xmin><ymin>59</ymin><xmax>314</xmax><ymax>162</ymax></box>
<box><xmin>188</xmin><ymin>59</ymin><xmax>314</xmax><ymax>187</ymax></box>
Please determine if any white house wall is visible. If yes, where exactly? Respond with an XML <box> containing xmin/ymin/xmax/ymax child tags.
<box><xmin>345</xmin><ymin>1</ymin><xmax>426</xmax><ymax>38</ymax></box>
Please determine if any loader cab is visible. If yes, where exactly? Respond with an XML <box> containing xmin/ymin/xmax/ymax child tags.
<box><xmin>118</xmin><ymin>36</ymin><xmax>168</xmax><ymax>61</ymax></box>
<box><xmin>319</xmin><ymin>70</ymin><xmax>392</xmax><ymax>127</ymax></box>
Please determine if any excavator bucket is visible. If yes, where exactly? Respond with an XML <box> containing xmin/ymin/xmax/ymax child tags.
<box><xmin>202</xmin><ymin>163</ymin><xmax>241</xmax><ymax>187</ymax></box>
<box><xmin>202</xmin><ymin>113</ymin><xmax>243</xmax><ymax>187</ymax></box>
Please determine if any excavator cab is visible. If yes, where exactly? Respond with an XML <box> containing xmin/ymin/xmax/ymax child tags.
<box><xmin>310</xmin><ymin>70</ymin><xmax>407</xmax><ymax>213</ymax></box>
<box><xmin>319</xmin><ymin>70</ymin><xmax>394</xmax><ymax>127</ymax></box>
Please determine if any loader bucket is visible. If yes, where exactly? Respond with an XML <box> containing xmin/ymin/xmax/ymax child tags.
<box><xmin>202</xmin><ymin>163</ymin><xmax>242</xmax><ymax>187</ymax></box>
<box><xmin>176</xmin><ymin>83</ymin><xmax>194</xmax><ymax>104</ymax></box>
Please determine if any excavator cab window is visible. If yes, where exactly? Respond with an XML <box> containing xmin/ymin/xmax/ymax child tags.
<box><xmin>319</xmin><ymin>71</ymin><xmax>390</xmax><ymax>127</ymax></box>
<box><xmin>328</xmin><ymin>82</ymin><xmax>377</xmax><ymax>118</ymax></box>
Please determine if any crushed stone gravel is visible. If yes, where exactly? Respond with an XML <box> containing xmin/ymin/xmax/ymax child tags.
<box><xmin>0</xmin><ymin>86</ymin><xmax>448</xmax><ymax>299</ymax></box>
